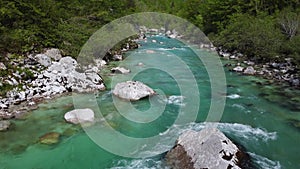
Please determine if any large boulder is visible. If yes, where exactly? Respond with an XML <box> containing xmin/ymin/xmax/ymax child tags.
<box><xmin>112</xmin><ymin>81</ymin><xmax>155</xmax><ymax>101</ymax></box>
<box><xmin>0</xmin><ymin>120</ymin><xmax>11</xmax><ymax>131</ymax></box>
<box><xmin>64</xmin><ymin>108</ymin><xmax>95</xmax><ymax>124</ymax></box>
<box><xmin>166</xmin><ymin>128</ymin><xmax>246</xmax><ymax>169</ymax></box>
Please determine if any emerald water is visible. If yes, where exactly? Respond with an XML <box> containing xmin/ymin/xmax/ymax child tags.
<box><xmin>1</xmin><ymin>36</ymin><xmax>299</xmax><ymax>169</ymax></box>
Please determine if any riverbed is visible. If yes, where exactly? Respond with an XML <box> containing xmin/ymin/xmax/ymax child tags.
<box><xmin>0</xmin><ymin>35</ymin><xmax>299</xmax><ymax>169</ymax></box>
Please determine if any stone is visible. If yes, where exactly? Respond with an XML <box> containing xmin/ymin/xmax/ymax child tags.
<box><xmin>0</xmin><ymin>103</ymin><xmax>7</xmax><ymax>109</ymax></box>
<box><xmin>291</xmin><ymin>78</ymin><xmax>299</xmax><ymax>86</ymax></box>
<box><xmin>0</xmin><ymin>62</ymin><xmax>6</xmax><ymax>70</ymax></box>
<box><xmin>94</xmin><ymin>59</ymin><xmax>107</xmax><ymax>67</ymax></box>
<box><xmin>166</xmin><ymin>128</ymin><xmax>245</xmax><ymax>169</ymax></box>
<box><xmin>35</xmin><ymin>54</ymin><xmax>52</xmax><ymax>67</ymax></box>
<box><xmin>0</xmin><ymin>110</ymin><xmax>14</xmax><ymax>120</ymax></box>
<box><xmin>243</xmin><ymin>66</ymin><xmax>256</xmax><ymax>75</ymax></box>
<box><xmin>149</xmin><ymin>28</ymin><xmax>158</xmax><ymax>33</ymax></box>
<box><xmin>85</xmin><ymin>72</ymin><xmax>103</xmax><ymax>84</ymax></box>
<box><xmin>113</xmin><ymin>54</ymin><xmax>123</xmax><ymax>61</ymax></box>
<box><xmin>0</xmin><ymin>120</ymin><xmax>11</xmax><ymax>131</ymax></box>
<box><xmin>45</xmin><ymin>48</ymin><xmax>62</xmax><ymax>61</ymax></box>
<box><xmin>233</xmin><ymin>66</ymin><xmax>244</xmax><ymax>72</ymax></box>
<box><xmin>39</xmin><ymin>132</ymin><xmax>60</xmax><ymax>145</ymax></box>
<box><xmin>112</xmin><ymin>81</ymin><xmax>155</xmax><ymax>101</ymax></box>
<box><xmin>111</xmin><ymin>67</ymin><xmax>130</xmax><ymax>74</ymax></box>
<box><xmin>64</xmin><ymin>108</ymin><xmax>95</xmax><ymax>124</ymax></box>
<box><xmin>59</xmin><ymin>56</ymin><xmax>77</xmax><ymax>68</ymax></box>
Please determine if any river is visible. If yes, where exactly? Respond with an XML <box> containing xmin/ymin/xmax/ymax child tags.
<box><xmin>0</xmin><ymin>35</ymin><xmax>299</xmax><ymax>169</ymax></box>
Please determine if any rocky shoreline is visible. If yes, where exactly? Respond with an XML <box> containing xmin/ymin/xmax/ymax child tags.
<box><xmin>0</xmin><ymin>37</ymin><xmax>139</xmax><ymax>125</ymax></box>
<box><xmin>0</xmin><ymin>49</ymin><xmax>106</xmax><ymax>122</ymax></box>
<box><xmin>218</xmin><ymin>48</ymin><xmax>300</xmax><ymax>88</ymax></box>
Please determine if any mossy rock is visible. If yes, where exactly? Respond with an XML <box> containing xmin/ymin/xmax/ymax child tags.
<box><xmin>62</xmin><ymin>127</ymin><xmax>80</xmax><ymax>137</ymax></box>
<box><xmin>39</xmin><ymin>132</ymin><xmax>60</xmax><ymax>145</ymax></box>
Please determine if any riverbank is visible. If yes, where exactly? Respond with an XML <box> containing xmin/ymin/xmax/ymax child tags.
<box><xmin>0</xmin><ymin>38</ymin><xmax>138</xmax><ymax>124</ymax></box>
<box><xmin>217</xmin><ymin>48</ymin><xmax>300</xmax><ymax>88</ymax></box>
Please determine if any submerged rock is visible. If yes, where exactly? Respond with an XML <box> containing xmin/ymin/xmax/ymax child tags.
<box><xmin>112</xmin><ymin>81</ymin><xmax>155</xmax><ymax>101</ymax></box>
<box><xmin>0</xmin><ymin>120</ymin><xmax>11</xmax><ymax>131</ymax></box>
<box><xmin>64</xmin><ymin>108</ymin><xmax>95</xmax><ymax>124</ymax></box>
<box><xmin>111</xmin><ymin>67</ymin><xmax>130</xmax><ymax>74</ymax></box>
<box><xmin>39</xmin><ymin>132</ymin><xmax>60</xmax><ymax>145</ymax></box>
<box><xmin>137</xmin><ymin>62</ymin><xmax>144</xmax><ymax>66</ymax></box>
<box><xmin>166</xmin><ymin>128</ymin><xmax>246</xmax><ymax>169</ymax></box>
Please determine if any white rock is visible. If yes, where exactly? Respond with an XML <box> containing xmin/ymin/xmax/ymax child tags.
<box><xmin>5</xmin><ymin>80</ymin><xmax>14</xmax><ymax>86</ymax></box>
<box><xmin>45</xmin><ymin>48</ymin><xmax>62</xmax><ymax>61</ymax></box>
<box><xmin>35</xmin><ymin>54</ymin><xmax>52</xmax><ymax>67</ymax></box>
<box><xmin>243</xmin><ymin>66</ymin><xmax>256</xmax><ymax>75</ymax></box>
<box><xmin>233</xmin><ymin>66</ymin><xmax>244</xmax><ymax>72</ymax></box>
<box><xmin>137</xmin><ymin>62</ymin><xmax>144</xmax><ymax>66</ymax></box>
<box><xmin>111</xmin><ymin>67</ymin><xmax>130</xmax><ymax>74</ymax></box>
<box><xmin>227</xmin><ymin>94</ymin><xmax>241</xmax><ymax>99</ymax></box>
<box><xmin>64</xmin><ymin>108</ymin><xmax>95</xmax><ymax>124</ymax></box>
<box><xmin>85</xmin><ymin>72</ymin><xmax>102</xmax><ymax>84</ymax></box>
<box><xmin>112</xmin><ymin>81</ymin><xmax>155</xmax><ymax>101</ymax></box>
<box><xmin>96</xmin><ymin>59</ymin><xmax>107</xmax><ymax>67</ymax></box>
<box><xmin>113</xmin><ymin>54</ymin><xmax>123</xmax><ymax>61</ymax></box>
<box><xmin>166</xmin><ymin>128</ymin><xmax>243</xmax><ymax>169</ymax></box>
<box><xmin>18</xmin><ymin>91</ymin><xmax>26</xmax><ymax>101</ymax></box>
<box><xmin>0</xmin><ymin>103</ymin><xmax>7</xmax><ymax>109</ymax></box>
<box><xmin>0</xmin><ymin>62</ymin><xmax>6</xmax><ymax>70</ymax></box>
<box><xmin>59</xmin><ymin>56</ymin><xmax>77</xmax><ymax>67</ymax></box>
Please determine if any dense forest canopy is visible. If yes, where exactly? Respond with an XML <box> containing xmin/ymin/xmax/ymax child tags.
<box><xmin>0</xmin><ymin>0</ymin><xmax>299</xmax><ymax>64</ymax></box>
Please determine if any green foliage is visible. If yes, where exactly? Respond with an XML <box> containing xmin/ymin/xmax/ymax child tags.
<box><xmin>0</xmin><ymin>83</ymin><xmax>13</xmax><ymax>97</ymax></box>
<box><xmin>215</xmin><ymin>14</ymin><xmax>284</xmax><ymax>61</ymax></box>
<box><xmin>0</xmin><ymin>0</ymin><xmax>299</xmax><ymax>68</ymax></box>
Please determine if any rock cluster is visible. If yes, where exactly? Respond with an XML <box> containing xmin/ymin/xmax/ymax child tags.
<box><xmin>0</xmin><ymin>48</ymin><xmax>105</xmax><ymax>121</ymax></box>
<box><xmin>166</xmin><ymin>128</ymin><xmax>247</xmax><ymax>169</ymax></box>
<box><xmin>219</xmin><ymin>48</ymin><xmax>299</xmax><ymax>87</ymax></box>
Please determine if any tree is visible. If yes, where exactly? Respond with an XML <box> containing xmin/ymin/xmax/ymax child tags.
<box><xmin>279</xmin><ymin>8</ymin><xmax>300</xmax><ymax>40</ymax></box>
<box><xmin>215</xmin><ymin>13</ymin><xmax>284</xmax><ymax>61</ymax></box>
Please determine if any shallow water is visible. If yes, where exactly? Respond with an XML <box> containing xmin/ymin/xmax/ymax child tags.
<box><xmin>0</xmin><ymin>36</ymin><xmax>299</xmax><ymax>169</ymax></box>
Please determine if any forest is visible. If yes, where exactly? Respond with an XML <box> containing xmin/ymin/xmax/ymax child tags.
<box><xmin>0</xmin><ymin>0</ymin><xmax>299</xmax><ymax>65</ymax></box>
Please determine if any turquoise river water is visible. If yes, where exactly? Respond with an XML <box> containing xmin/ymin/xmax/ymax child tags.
<box><xmin>0</xmin><ymin>35</ymin><xmax>299</xmax><ymax>169</ymax></box>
